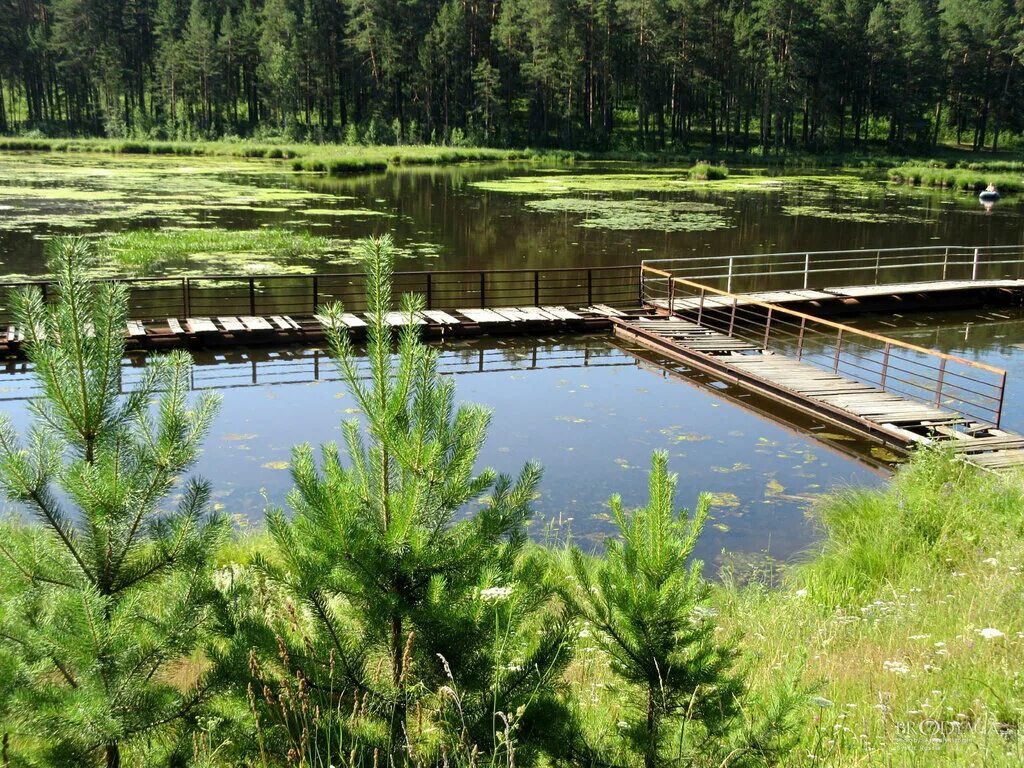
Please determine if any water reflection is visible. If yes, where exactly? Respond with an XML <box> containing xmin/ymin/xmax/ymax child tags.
<box><xmin>0</xmin><ymin>333</ymin><xmax>882</xmax><ymax>566</ymax></box>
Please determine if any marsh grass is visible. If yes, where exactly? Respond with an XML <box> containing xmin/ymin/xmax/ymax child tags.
<box><xmin>687</xmin><ymin>161</ymin><xmax>729</xmax><ymax>180</ymax></box>
<box><xmin>0</xmin><ymin>137</ymin><xmax>550</xmax><ymax>174</ymax></box>
<box><xmin>888</xmin><ymin>165</ymin><xmax>1024</xmax><ymax>194</ymax></box>
<box><xmin>98</xmin><ymin>228</ymin><xmax>349</xmax><ymax>274</ymax></box>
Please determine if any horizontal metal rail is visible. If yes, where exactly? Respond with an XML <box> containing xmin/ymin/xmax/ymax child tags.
<box><xmin>0</xmin><ymin>265</ymin><xmax>641</xmax><ymax>324</ymax></box>
<box><xmin>647</xmin><ymin>269</ymin><xmax>1008</xmax><ymax>427</ymax></box>
<box><xmin>642</xmin><ymin>244</ymin><xmax>1024</xmax><ymax>294</ymax></box>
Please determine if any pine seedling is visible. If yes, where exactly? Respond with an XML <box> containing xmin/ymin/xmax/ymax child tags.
<box><xmin>256</xmin><ymin>235</ymin><xmax>570</xmax><ymax>766</ymax></box>
<box><xmin>564</xmin><ymin>451</ymin><xmax>747</xmax><ymax>768</ymax></box>
<box><xmin>0</xmin><ymin>236</ymin><xmax>224</xmax><ymax>768</ymax></box>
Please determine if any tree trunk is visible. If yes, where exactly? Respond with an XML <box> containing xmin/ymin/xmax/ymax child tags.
<box><xmin>645</xmin><ymin>686</ymin><xmax>658</xmax><ymax>768</ymax></box>
<box><xmin>105</xmin><ymin>742</ymin><xmax>120</xmax><ymax>768</ymax></box>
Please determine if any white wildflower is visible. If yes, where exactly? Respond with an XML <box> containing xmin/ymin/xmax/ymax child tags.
<box><xmin>883</xmin><ymin>660</ymin><xmax>911</xmax><ymax>675</ymax></box>
<box><xmin>811</xmin><ymin>696</ymin><xmax>834</xmax><ymax>708</ymax></box>
<box><xmin>982</xmin><ymin>557</ymin><xmax>1000</xmax><ymax>567</ymax></box>
<box><xmin>480</xmin><ymin>586</ymin><xmax>513</xmax><ymax>602</ymax></box>
<box><xmin>908</xmin><ymin>634</ymin><xmax>930</xmax><ymax>641</ymax></box>
<box><xmin>794</xmin><ymin>588</ymin><xmax>808</xmax><ymax>598</ymax></box>
<box><xmin>977</xmin><ymin>627</ymin><xmax>1005</xmax><ymax>640</ymax></box>
<box><xmin>616</xmin><ymin>721</ymin><xmax>629</xmax><ymax>729</ymax></box>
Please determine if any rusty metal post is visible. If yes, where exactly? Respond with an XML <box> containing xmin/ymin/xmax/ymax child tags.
<box><xmin>996</xmin><ymin>371</ymin><xmax>1007</xmax><ymax>427</ymax></box>
<box><xmin>249</xmin><ymin>277</ymin><xmax>256</xmax><ymax>315</ymax></box>
<box><xmin>797</xmin><ymin>317</ymin><xmax>806</xmax><ymax>360</ymax></box>
<box><xmin>479</xmin><ymin>272</ymin><xmax>486</xmax><ymax>308</ymax></box>
<box><xmin>696</xmin><ymin>288</ymin><xmax>706</xmax><ymax>325</ymax></box>
<box><xmin>728</xmin><ymin>298</ymin><xmax>737</xmax><ymax>336</ymax></box>
<box><xmin>934</xmin><ymin>358</ymin><xmax>947</xmax><ymax>406</ymax></box>
<box><xmin>880</xmin><ymin>342</ymin><xmax>892</xmax><ymax>389</ymax></box>
<box><xmin>667</xmin><ymin>279</ymin><xmax>676</xmax><ymax>317</ymax></box>
<box><xmin>763</xmin><ymin>307</ymin><xmax>773</xmax><ymax>348</ymax></box>
<box><xmin>833</xmin><ymin>328</ymin><xmax>843</xmax><ymax>372</ymax></box>
<box><xmin>312</xmin><ymin>275</ymin><xmax>319</xmax><ymax>313</ymax></box>
<box><xmin>426</xmin><ymin>272</ymin><xmax>433</xmax><ymax>309</ymax></box>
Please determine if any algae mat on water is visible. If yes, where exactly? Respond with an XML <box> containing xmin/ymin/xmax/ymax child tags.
<box><xmin>0</xmin><ymin>152</ymin><xmax>392</xmax><ymax>235</ymax></box>
<box><xmin>526</xmin><ymin>197</ymin><xmax>731</xmax><ymax>232</ymax></box>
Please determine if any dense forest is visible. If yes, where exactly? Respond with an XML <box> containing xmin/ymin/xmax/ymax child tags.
<box><xmin>0</xmin><ymin>0</ymin><xmax>1023</xmax><ymax>152</ymax></box>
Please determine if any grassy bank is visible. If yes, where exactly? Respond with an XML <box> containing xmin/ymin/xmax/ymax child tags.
<box><xmin>715</xmin><ymin>451</ymin><xmax>1024</xmax><ymax>766</ymax></box>
<box><xmin>0</xmin><ymin>136</ymin><xmax>556</xmax><ymax>173</ymax></box>
<box><xmin>888</xmin><ymin>164</ymin><xmax>1024</xmax><ymax>194</ymax></box>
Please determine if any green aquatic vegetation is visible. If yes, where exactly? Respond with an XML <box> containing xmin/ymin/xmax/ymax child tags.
<box><xmin>0</xmin><ymin>138</ymin><xmax>550</xmax><ymax>174</ymax></box>
<box><xmin>526</xmin><ymin>196</ymin><xmax>731</xmax><ymax>231</ymax></box>
<box><xmin>97</xmin><ymin>228</ymin><xmax>353</xmax><ymax>275</ymax></box>
<box><xmin>301</xmin><ymin>207</ymin><xmax>391</xmax><ymax>217</ymax></box>
<box><xmin>889</xmin><ymin>165</ymin><xmax>1024</xmax><ymax>194</ymax></box>
<box><xmin>688</xmin><ymin>161</ymin><xmax>729</xmax><ymax>180</ymax></box>
<box><xmin>0</xmin><ymin>152</ymin><xmax>396</xmax><ymax>243</ymax></box>
<box><xmin>471</xmin><ymin>171</ymin><xmax>780</xmax><ymax>195</ymax></box>
<box><xmin>782</xmin><ymin>204</ymin><xmax>929</xmax><ymax>224</ymax></box>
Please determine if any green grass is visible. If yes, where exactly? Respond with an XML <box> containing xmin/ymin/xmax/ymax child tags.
<box><xmin>570</xmin><ymin>450</ymin><xmax>1024</xmax><ymax>767</ymax></box>
<box><xmin>725</xmin><ymin>450</ymin><xmax>1024</xmax><ymax>765</ymax></box>
<box><xmin>888</xmin><ymin>164</ymin><xmax>1024</xmax><ymax>194</ymax></box>
<box><xmin>688</xmin><ymin>161</ymin><xmax>729</xmax><ymax>180</ymax></box>
<box><xmin>0</xmin><ymin>137</ymin><xmax>556</xmax><ymax>175</ymax></box>
<box><xmin>96</xmin><ymin>227</ymin><xmax>353</xmax><ymax>275</ymax></box>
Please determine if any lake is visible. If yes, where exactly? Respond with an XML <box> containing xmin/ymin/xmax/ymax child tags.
<box><xmin>0</xmin><ymin>151</ymin><xmax>1021</xmax><ymax>567</ymax></box>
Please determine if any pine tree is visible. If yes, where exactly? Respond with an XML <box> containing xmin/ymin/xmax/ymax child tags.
<box><xmin>0</xmin><ymin>237</ymin><xmax>225</xmax><ymax>768</ymax></box>
<box><xmin>243</xmin><ymin>235</ymin><xmax>572</xmax><ymax>766</ymax></box>
<box><xmin>563</xmin><ymin>452</ymin><xmax>787</xmax><ymax>768</ymax></box>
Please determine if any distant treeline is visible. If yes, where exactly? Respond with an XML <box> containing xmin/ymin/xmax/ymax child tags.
<box><xmin>0</xmin><ymin>0</ymin><xmax>1022</xmax><ymax>152</ymax></box>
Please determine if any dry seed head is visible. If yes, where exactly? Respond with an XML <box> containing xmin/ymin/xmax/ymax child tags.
<box><xmin>277</xmin><ymin>635</ymin><xmax>292</xmax><ymax>670</ymax></box>
<box><xmin>400</xmin><ymin>631</ymin><xmax>416</xmax><ymax>686</ymax></box>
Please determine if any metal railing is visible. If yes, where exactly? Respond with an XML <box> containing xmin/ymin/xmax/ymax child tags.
<box><xmin>0</xmin><ymin>265</ymin><xmax>641</xmax><ymax>325</ymax></box>
<box><xmin>641</xmin><ymin>244</ymin><xmax>1024</xmax><ymax>295</ymax></box>
<box><xmin>642</xmin><ymin>265</ymin><xmax>1008</xmax><ymax>427</ymax></box>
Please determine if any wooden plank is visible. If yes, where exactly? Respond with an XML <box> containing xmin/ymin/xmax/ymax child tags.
<box><xmin>421</xmin><ymin>309</ymin><xmax>461</xmax><ymax>325</ymax></box>
<box><xmin>518</xmin><ymin>306</ymin><xmax>561</xmax><ymax>320</ymax></box>
<box><xmin>385</xmin><ymin>311</ymin><xmax>426</xmax><ymax>326</ymax></box>
<box><xmin>458</xmin><ymin>308</ymin><xmax>508</xmax><ymax>323</ymax></box>
<box><xmin>490</xmin><ymin>308</ymin><xmax>533</xmax><ymax>322</ymax></box>
<box><xmin>270</xmin><ymin>315</ymin><xmax>293</xmax><ymax>330</ymax></box>
<box><xmin>167</xmin><ymin>318</ymin><xmax>186</xmax><ymax>335</ymax></box>
<box><xmin>7</xmin><ymin>326</ymin><xmax>16</xmax><ymax>342</ymax></box>
<box><xmin>540</xmin><ymin>305</ymin><xmax>583</xmax><ymax>320</ymax></box>
<box><xmin>240</xmin><ymin>316</ymin><xmax>274</xmax><ymax>331</ymax></box>
<box><xmin>126</xmin><ymin>320</ymin><xmax>147</xmax><ymax>337</ymax></box>
<box><xmin>186</xmin><ymin>317</ymin><xmax>218</xmax><ymax>334</ymax></box>
<box><xmin>218</xmin><ymin>316</ymin><xmax>245</xmax><ymax>332</ymax></box>
<box><xmin>283</xmin><ymin>315</ymin><xmax>302</xmax><ymax>330</ymax></box>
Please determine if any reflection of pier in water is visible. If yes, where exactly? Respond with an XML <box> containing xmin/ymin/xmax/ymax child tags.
<box><xmin>0</xmin><ymin>337</ymin><xmax>635</xmax><ymax>403</ymax></box>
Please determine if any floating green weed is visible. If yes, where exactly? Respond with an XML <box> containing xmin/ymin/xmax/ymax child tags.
<box><xmin>526</xmin><ymin>196</ymin><xmax>731</xmax><ymax>231</ymax></box>
<box><xmin>782</xmin><ymin>204</ymin><xmax>928</xmax><ymax>224</ymax></box>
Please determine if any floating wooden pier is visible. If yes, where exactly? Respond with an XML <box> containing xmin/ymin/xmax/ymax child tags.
<box><xmin>620</xmin><ymin>265</ymin><xmax>1024</xmax><ymax>473</ymax></box>
<box><xmin>1</xmin><ymin>304</ymin><xmax>632</xmax><ymax>357</ymax></box>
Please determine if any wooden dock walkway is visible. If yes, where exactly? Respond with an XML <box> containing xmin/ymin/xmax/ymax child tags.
<box><xmin>0</xmin><ymin>304</ymin><xmax>632</xmax><ymax>357</ymax></box>
<box><xmin>619</xmin><ymin>273</ymin><xmax>1024</xmax><ymax>473</ymax></box>
<box><xmin>649</xmin><ymin>278</ymin><xmax>1024</xmax><ymax>316</ymax></box>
